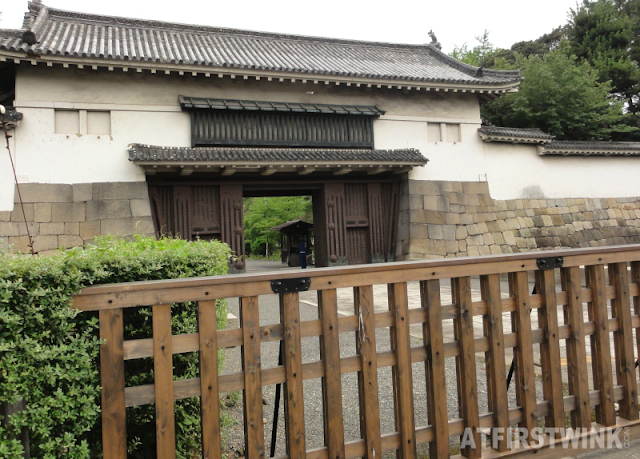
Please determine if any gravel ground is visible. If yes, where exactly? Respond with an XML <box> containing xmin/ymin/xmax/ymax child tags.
<box><xmin>220</xmin><ymin>261</ymin><xmax>546</xmax><ymax>458</ymax></box>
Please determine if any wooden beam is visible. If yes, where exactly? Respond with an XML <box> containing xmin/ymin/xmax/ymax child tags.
<box><xmin>221</xmin><ymin>167</ymin><xmax>236</xmax><ymax>176</ymax></box>
<box><xmin>179</xmin><ymin>167</ymin><xmax>193</xmax><ymax>176</ymax></box>
<box><xmin>298</xmin><ymin>166</ymin><xmax>316</xmax><ymax>175</ymax></box>
<box><xmin>367</xmin><ymin>166</ymin><xmax>388</xmax><ymax>175</ymax></box>
<box><xmin>333</xmin><ymin>167</ymin><xmax>351</xmax><ymax>176</ymax></box>
<box><xmin>260</xmin><ymin>166</ymin><xmax>276</xmax><ymax>176</ymax></box>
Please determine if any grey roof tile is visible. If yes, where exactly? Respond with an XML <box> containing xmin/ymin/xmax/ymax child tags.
<box><xmin>478</xmin><ymin>126</ymin><xmax>554</xmax><ymax>141</ymax></box>
<box><xmin>179</xmin><ymin>96</ymin><xmax>385</xmax><ymax>116</ymax></box>
<box><xmin>542</xmin><ymin>141</ymin><xmax>640</xmax><ymax>156</ymax></box>
<box><xmin>128</xmin><ymin>144</ymin><xmax>428</xmax><ymax>164</ymax></box>
<box><xmin>0</xmin><ymin>2</ymin><xmax>520</xmax><ymax>87</ymax></box>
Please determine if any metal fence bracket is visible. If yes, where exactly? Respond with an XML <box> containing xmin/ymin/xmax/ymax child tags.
<box><xmin>270</xmin><ymin>277</ymin><xmax>311</xmax><ymax>294</ymax></box>
<box><xmin>536</xmin><ymin>257</ymin><xmax>564</xmax><ymax>270</ymax></box>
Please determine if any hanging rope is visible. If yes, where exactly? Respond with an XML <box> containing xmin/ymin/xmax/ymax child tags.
<box><xmin>3</xmin><ymin>124</ymin><xmax>35</xmax><ymax>255</ymax></box>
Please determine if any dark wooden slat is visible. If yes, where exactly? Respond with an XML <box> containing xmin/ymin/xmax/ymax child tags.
<box><xmin>318</xmin><ymin>288</ymin><xmax>346</xmax><ymax>459</ymax></box>
<box><xmin>281</xmin><ymin>293</ymin><xmax>307</xmax><ymax>457</ymax></box>
<box><xmin>586</xmin><ymin>265</ymin><xmax>616</xmax><ymax>426</ymax></box>
<box><xmin>421</xmin><ymin>279</ymin><xmax>449</xmax><ymax>458</ymax></box>
<box><xmin>99</xmin><ymin>308</ymin><xmax>127</xmax><ymax>459</ymax></box>
<box><xmin>388</xmin><ymin>282</ymin><xmax>416</xmax><ymax>458</ymax></box>
<box><xmin>633</xmin><ymin>262</ymin><xmax>640</xmax><ymax>386</ymax></box>
<box><xmin>153</xmin><ymin>304</ymin><xmax>176</xmax><ymax>459</ymax></box>
<box><xmin>452</xmin><ymin>277</ymin><xmax>481</xmax><ymax>458</ymax></box>
<box><xmin>241</xmin><ymin>296</ymin><xmax>265</xmax><ymax>459</ymax></box>
<box><xmin>354</xmin><ymin>286</ymin><xmax>382</xmax><ymax>459</ymax></box>
<box><xmin>480</xmin><ymin>274</ymin><xmax>509</xmax><ymax>452</ymax></box>
<box><xmin>510</xmin><ymin>271</ymin><xmax>538</xmax><ymax>439</ymax></box>
<box><xmin>198</xmin><ymin>300</ymin><xmax>222</xmax><ymax>459</ymax></box>
<box><xmin>561</xmin><ymin>267</ymin><xmax>592</xmax><ymax>429</ymax></box>
<box><xmin>535</xmin><ymin>269</ymin><xmax>565</xmax><ymax>435</ymax></box>
<box><xmin>609</xmin><ymin>262</ymin><xmax>639</xmax><ymax>421</ymax></box>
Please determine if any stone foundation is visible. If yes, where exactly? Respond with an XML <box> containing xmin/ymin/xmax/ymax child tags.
<box><xmin>398</xmin><ymin>179</ymin><xmax>640</xmax><ymax>260</ymax></box>
<box><xmin>0</xmin><ymin>182</ymin><xmax>154</xmax><ymax>254</ymax></box>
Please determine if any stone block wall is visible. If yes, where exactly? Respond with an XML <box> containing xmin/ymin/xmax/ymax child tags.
<box><xmin>398</xmin><ymin>179</ymin><xmax>640</xmax><ymax>260</ymax></box>
<box><xmin>0</xmin><ymin>182</ymin><xmax>154</xmax><ymax>254</ymax></box>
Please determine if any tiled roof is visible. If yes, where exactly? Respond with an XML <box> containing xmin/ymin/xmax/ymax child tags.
<box><xmin>541</xmin><ymin>141</ymin><xmax>640</xmax><ymax>156</ymax></box>
<box><xmin>478</xmin><ymin>126</ymin><xmax>554</xmax><ymax>144</ymax></box>
<box><xmin>128</xmin><ymin>144</ymin><xmax>427</xmax><ymax>164</ymax></box>
<box><xmin>179</xmin><ymin>96</ymin><xmax>385</xmax><ymax>116</ymax></box>
<box><xmin>0</xmin><ymin>2</ymin><xmax>521</xmax><ymax>89</ymax></box>
<box><xmin>271</xmin><ymin>219</ymin><xmax>313</xmax><ymax>232</ymax></box>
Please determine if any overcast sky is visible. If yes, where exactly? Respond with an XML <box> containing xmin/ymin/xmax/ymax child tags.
<box><xmin>1</xmin><ymin>0</ymin><xmax>579</xmax><ymax>54</ymax></box>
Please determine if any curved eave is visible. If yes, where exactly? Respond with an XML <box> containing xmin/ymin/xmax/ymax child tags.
<box><xmin>0</xmin><ymin>50</ymin><xmax>521</xmax><ymax>94</ymax></box>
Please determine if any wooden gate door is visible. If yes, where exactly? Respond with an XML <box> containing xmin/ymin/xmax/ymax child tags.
<box><xmin>316</xmin><ymin>181</ymin><xmax>399</xmax><ymax>267</ymax></box>
<box><xmin>148</xmin><ymin>183</ymin><xmax>245</xmax><ymax>266</ymax></box>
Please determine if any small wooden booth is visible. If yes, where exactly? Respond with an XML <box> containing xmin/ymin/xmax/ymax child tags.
<box><xmin>271</xmin><ymin>219</ymin><xmax>314</xmax><ymax>267</ymax></box>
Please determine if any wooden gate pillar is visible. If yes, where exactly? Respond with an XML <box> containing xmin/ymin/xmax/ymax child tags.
<box><xmin>220</xmin><ymin>184</ymin><xmax>245</xmax><ymax>271</ymax></box>
<box><xmin>321</xmin><ymin>183</ymin><xmax>347</xmax><ymax>267</ymax></box>
<box><xmin>367</xmin><ymin>183</ymin><xmax>385</xmax><ymax>263</ymax></box>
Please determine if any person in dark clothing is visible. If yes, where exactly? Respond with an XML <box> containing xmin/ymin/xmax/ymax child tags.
<box><xmin>297</xmin><ymin>238</ymin><xmax>307</xmax><ymax>269</ymax></box>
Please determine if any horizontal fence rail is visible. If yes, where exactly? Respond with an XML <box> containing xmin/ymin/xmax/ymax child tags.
<box><xmin>72</xmin><ymin>245</ymin><xmax>640</xmax><ymax>458</ymax></box>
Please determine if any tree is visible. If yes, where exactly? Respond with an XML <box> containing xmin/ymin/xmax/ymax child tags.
<box><xmin>243</xmin><ymin>196</ymin><xmax>312</xmax><ymax>257</ymax></box>
<box><xmin>451</xmin><ymin>30</ymin><xmax>494</xmax><ymax>67</ymax></box>
<box><xmin>569</xmin><ymin>1</ymin><xmax>639</xmax><ymax>100</ymax></box>
<box><xmin>484</xmin><ymin>27</ymin><xmax>566</xmax><ymax>68</ymax></box>
<box><xmin>568</xmin><ymin>0</ymin><xmax>640</xmax><ymax>136</ymax></box>
<box><xmin>482</xmin><ymin>46</ymin><xmax>635</xmax><ymax>140</ymax></box>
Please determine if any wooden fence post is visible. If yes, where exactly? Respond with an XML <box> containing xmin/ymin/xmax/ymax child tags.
<box><xmin>561</xmin><ymin>267</ymin><xmax>592</xmax><ymax>429</ymax></box>
<box><xmin>354</xmin><ymin>286</ymin><xmax>382</xmax><ymax>459</ymax></box>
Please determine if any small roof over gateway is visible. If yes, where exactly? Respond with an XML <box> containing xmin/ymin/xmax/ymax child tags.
<box><xmin>271</xmin><ymin>219</ymin><xmax>314</xmax><ymax>232</ymax></box>
<box><xmin>128</xmin><ymin>144</ymin><xmax>427</xmax><ymax>176</ymax></box>
<box><xmin>0</xmin><ymin>2</ymin><xmax>521</xmax><ymax>93</ymax></box>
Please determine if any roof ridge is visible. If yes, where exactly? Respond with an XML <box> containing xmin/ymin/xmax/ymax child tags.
<box><xmin>425</xmin><ymin>44</ymin><xmax>520</xmax><ymax>79</ymax></box>
<box><xmin>24</xmin><ymin>1</ymin><xmax>506</xmax><ymax>71</ymax></box>
<box><xmin>39</xmin><ymin>4</ymin><xmax>441</xmax><ymax>51</ymax></box>
<box><xmin>2</xmin><ymin>3</ymin><xmax>521</xmax><ymax>88</ymax></box>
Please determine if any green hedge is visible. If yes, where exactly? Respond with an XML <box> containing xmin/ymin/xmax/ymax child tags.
<box><xmin>0</xmin><ymin>236</ymin><xmax>231</xmax><ymax>458</ymax></box>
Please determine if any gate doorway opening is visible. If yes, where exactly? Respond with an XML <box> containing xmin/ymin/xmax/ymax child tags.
<box><xmin>147</xmin><ymin>176</ymin><xmax>401</xmax><ymax>270</ymax></box>
<box><xmin>243</xmin><ymin>195</ymin><xmax>314</xmax><ymax>266</ymax></box>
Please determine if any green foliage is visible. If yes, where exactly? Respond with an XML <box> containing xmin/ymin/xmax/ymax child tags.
<box><xmin>568</xmin><ymin>0</ymin><xmax>640</xmax><ymax>137</ymax></box>
<box><xmin>485</xmin><ymin>26</ymin><xmax>566</xmax><ymax>68</ymax></box>
<box><xmin>0</xmin><ymin>235</ymin><xmax>231</xmax><ymax>458</ymax></box>
<box><xmin>450</xmin><ymin>30</ymin><xmax>494</xmax><ymax>67</ymax></box>
<box><xmin>569</xmin><ymin>1</ymin><xmax>640</xmax><ymax>99</ymax></box>
<box><xmin>482</xmin><ymin>46</ymin><xmax>635</xmax><ymax>140</ymax></box>
<box><xmin>244</xmin><ymin>196</ymin><xmax>312</xmax><ymax>256</ymax></box>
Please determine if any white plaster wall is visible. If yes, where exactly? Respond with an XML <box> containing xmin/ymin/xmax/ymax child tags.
<box><xmin>375</xmin><ymin>119</ymin><xmax>489</xmax><ymax>182</ymax></box>
<box><xmin>0</xmin><ymin>65</ymin><xmax>488</xmax><ymax>211</ymax></box>
<box><xmin>484</xmin><ymin>142</ymin><xmax>640</xmax><ymax>199</ymax></box>
<box><xmin>16</xmin><ymin>66</ymin><xmax>483</xmax><ymax>118</ymax></box>
<box><xmin>0</xmin><ymin>107</ymin><xmax>190</xmax><ymax>206</ymax></box>
<box><xmin>0</xmin><ymin>132</ymin><xmax>16</xmax><ymax>209</ymax></box>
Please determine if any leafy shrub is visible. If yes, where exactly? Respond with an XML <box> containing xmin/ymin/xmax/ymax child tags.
<box><xmin>0</xmin><ymin>235</ymin><xmax>231</xmax><ymax>458</ymax></box>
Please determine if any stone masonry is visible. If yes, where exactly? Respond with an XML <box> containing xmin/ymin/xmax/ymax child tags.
<box><xmin>0</xmin><ymin>182</ymin><xmax>154</xmax><ymax>255</ymax></box>
<box><xmin>398</xmin><ymin>179</ymin><xmax>640</xmax><ymax>260</ymax></box>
